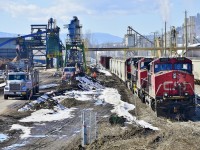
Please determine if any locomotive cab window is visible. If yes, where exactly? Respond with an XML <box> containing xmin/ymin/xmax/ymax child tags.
<box><xmin>174</xmin><ymin>63</ymin><xmax>192</xmax><ymax>73</ymax></box>
<box><xmin>154</xmin><ymin>63</ymin><xmax>172</xmax><ymax>73</ymax></box>
<box><xmin>127</xmin><ymin>60</ymin><xmax>132</xmax><ymax>65</ymax></box>
<box><xmin>140</xmin><ymin>61</ymin><xmax>151</xmax><ymax>70</ymax></box>
<box><xmin>140</xmin><ymin>62</ymin><xmax>144</xmax><ymax>69</ymax></box>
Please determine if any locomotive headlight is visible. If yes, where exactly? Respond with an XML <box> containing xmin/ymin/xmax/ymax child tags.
<box><xmin>185</xmin><ymin>92</ymin><xmax>188</xmax><ymax>96</ymax></box>
<box><xmin>173</xmin><ymin>72</ymin><xmax>176</xmax><ymax>79</ymax></box>
<box><xmin>164</xmin><ymin>93</ymin><xmax>168</xmax><ymax>97</ymax></box>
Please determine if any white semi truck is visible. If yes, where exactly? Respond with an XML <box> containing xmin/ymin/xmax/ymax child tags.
<box><xmin>4</xmin><ymin>69</ymin><xmax>39</xmax><ymax>100</ymax></box>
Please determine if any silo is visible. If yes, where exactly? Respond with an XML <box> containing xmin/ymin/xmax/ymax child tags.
<box><xmin>125</xmin><ymin>34</ymin><xmax>135</xmax><ymax>47</ymax></box>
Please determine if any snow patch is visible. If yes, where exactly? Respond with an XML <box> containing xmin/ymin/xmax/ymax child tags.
<box><xmin>19</xmin><ymin>108</ymin><xmax>75</xmax><ymax>122</ymax></box>
<box><xmin>99</xmin><ymin>88</ymin><xmax>136</xmax><ymax>121</ymax></box>
<box><xmin>137</xmin><ymin>120</ymin><xmax>159</xmax><ymax>131</ymax></box>
<box><xmin>10</xmin><ymin>124</ymin><xmax>32</xmax><ymax>139</ymax></box>
<box><xmin>76</xmin><ymin>76</ymin><xmax>104</xmax><ymax>90</ymax></box>
<box><xmin>95</xmin><ymin>99</ymin><xmax>106</xmax><ymax>106</ymax></box>
<box><xmin>63</xmin><ymin>90</ymin><xmax>101</xmax><ymax>101</ymax></box>
<box><xmin>98</xmin><ymin>88</ymin><xmax>159</xmax><ymax>130</ymax></box>
<box><xmin>97</xmin><ymin>69</ymin><xmax>112</xmax><ymax>76</ymax></box>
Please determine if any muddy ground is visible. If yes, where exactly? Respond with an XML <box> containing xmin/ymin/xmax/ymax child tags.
<box><xmin>0</xmin><ymin>69</ymin><xmax>200</xmax><ymax>150</ymax></box>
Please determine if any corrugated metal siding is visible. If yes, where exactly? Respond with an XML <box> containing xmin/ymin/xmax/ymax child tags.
<box><xmin>0</xmin><ymin>37</ymin><xmax>16</xmax><ymax>59</ymax></box>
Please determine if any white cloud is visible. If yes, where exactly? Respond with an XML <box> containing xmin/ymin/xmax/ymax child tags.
<box><xmin>0</xmin><ymin>1</ymin><xmax>38</xmax><ymax>17</ymax></box>
<box><xmin>0</xmin><ymin>0</ymin><xmax>164</xmax><ymax>36</ymax></box>
<box><xmin>0</xmin><ymin>0</ymin><xmax>159</xmax><ymax>23</ymax></box>
<box><xmin>0</xmin><ymin>0</ymin><xmax>90</xmax><ymax>23</ymax></box>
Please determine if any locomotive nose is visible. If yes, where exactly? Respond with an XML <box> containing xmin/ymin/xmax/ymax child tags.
<box><xmin>177</xmin><ymin>73</ymin><xmax>186</xmax><ymax>82</ymax></box>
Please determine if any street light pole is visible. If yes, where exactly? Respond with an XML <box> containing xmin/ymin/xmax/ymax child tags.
<box><xmin>165</xmin><ymin>21</ymin><xmax>167</xmax><ymax>57</ymax></box>
<box><xmin>154</xmin><ymin>32</ymin><xmax>156</xmax><ymax>56</ymax></box>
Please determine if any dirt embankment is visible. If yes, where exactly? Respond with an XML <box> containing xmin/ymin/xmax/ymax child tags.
<box><xmin>83</xmin><ymin>72</ymin><xmax>200</xmax><ymax>150</ymax></box>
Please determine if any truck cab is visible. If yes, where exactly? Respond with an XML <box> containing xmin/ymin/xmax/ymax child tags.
<box><xmin>61</xmin><ymin>67</ymin><xmax>76</xmax><ymax>81</ymax></box>
<box><xmin>4</xmin><ymin>70</ymin><xmax>39</xmax><ymax>100</ymax></box>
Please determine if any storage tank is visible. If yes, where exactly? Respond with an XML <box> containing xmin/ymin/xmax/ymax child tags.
<box><xmin>125</xmin><ymin>34</ymin><xmax>135</xmax><ymax>47</ymax></box>
<box><xmin>68</xmin><ymin>16</ymin><xmax>81</xmax><ymax>43</ymax></box>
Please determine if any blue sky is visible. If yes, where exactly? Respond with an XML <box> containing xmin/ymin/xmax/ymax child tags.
<box><xmin>0</xmin><ymin>0</ymin><xmax>199</xmax><ymax>37</ymax></box>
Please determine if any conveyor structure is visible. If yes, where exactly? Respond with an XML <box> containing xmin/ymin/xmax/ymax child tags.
<box><xmin>0</xmin><ymin>18</ymin><xmax>65</xmax><ymax>69</ymax></box>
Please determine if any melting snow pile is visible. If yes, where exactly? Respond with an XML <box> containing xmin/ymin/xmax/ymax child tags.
<box><xmin>18</xmin><ymin>93</ymin><xmax>63</xmax><ymax>112</ymax></box>
<box><xmin>97</xmin><ymin>69</ymin><xmax>112</xmax><ymax>76</ymax></box>
<box><xmin>18</xmin><ymin>93</ymin><xmax>75</xmax><ymax>122</ymax></box>
<box><xmin>61</xmin><ymin>76</ymin><xmax>104</xmax><ymax>101</ymax></box>
<box><xmin>17</xmin><ymin>76</ymin><xmax>102</xmax><ymax>122</ymax></box>
<box><xmin>66</xmin><ymin>77</ymin><xmax>159</xmax><ymax>130</ymax></box>
<box><xmin>98</xmin><ymin>88</ymin><xmax>159</xmax><ymax>130</ymax></box>
<box><xmin>77</xmin><ymin>76</ymin><xmax>104</xmax><ymax>91</ymax></box>
<box><xmin>18</xmin><ymin>75</ymin><xmax>158</xmax><ymax>130</ymax></box>
<box><xmin>63</xmin><ymin>90</ymin><xmax>101</xmax><ymax>101</ymax></box>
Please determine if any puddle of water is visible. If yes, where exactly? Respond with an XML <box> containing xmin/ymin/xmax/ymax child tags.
<box><xmin>3</xmin><ymin>143</ymin><xmax>26</xmax><ymax>150</ymax></box>
<box><xmin>3</xmin><ymin>140</ymin><xmax>30</xmax><ymax>150</ymax></box>
<box><xmin>0</xmin><ymin>133</ymin><xmax>8</xmax><ymax>142</ymax></box>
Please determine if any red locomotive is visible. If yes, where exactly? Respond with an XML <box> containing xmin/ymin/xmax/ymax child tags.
<box><xmin>133</xmin><ymin>57</ymin><xmax>195</xmax><ymax>119</ymax></box>
<box><xmin>131</xmin><ymin>57</ymin><xmax>153</xmax><ymax>102</ymax></box>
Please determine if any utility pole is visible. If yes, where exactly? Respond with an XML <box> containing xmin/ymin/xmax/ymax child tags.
<box><xmin>164</xmin><ymin>21</ymin><xmax>167</xmax><ymax>57</ymax></box>
<box><xmin>185</xmin><ymin>10</ymin><xmax>188</xmax><ymax>57</ymax></box>
<box><xmin>161</xmin><ymin>28</ymin><xmax>164</xmax><ymax>56</ymax></box>
<box><xmin>96</xmin><ymin>48</ymin><xmax>98</xmax><ymax>66</ymax></box>
<box><xmin>151</xmin><ymin>32</ymin><xmax>158</xmax><ymax>56</ymax></box>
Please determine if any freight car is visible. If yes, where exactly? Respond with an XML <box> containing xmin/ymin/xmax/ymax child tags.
<box><xmin>110</xmin><ymin>58</ymin><xmax>131</xmax><ymax>82</ymax></box>
<box><xmin>100</xmin><ymin>56</ymin><xmax>112</xmax><ymax>69</ymax></box>
<box><xmin>109</xmin><ymin>56</ymin><xmax>196</xmax><ymax>120</ymax></box>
